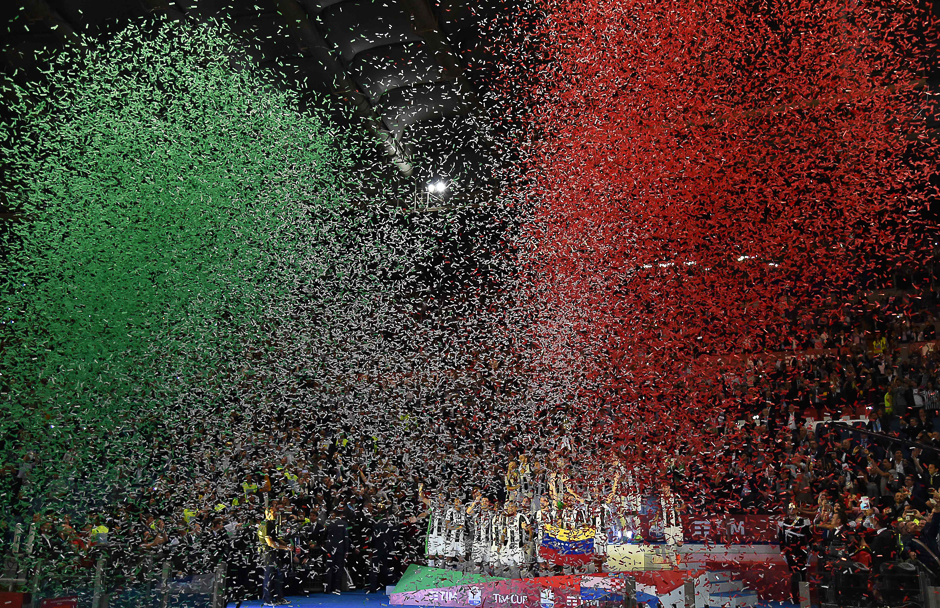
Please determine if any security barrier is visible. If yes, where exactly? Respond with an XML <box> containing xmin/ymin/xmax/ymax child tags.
<box><xmin>1</xmin><ymin>524</ymin><xmax>227</xmax><ymax>608</ymax></box>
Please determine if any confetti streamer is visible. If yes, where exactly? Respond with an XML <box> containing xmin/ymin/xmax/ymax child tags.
<box><xmin>0</xmin><ymin>0</ymin><xmax>937</xmax><ymax>600</ymax></box>
<box><xmin>497</xmin><ymin>0</ymin><xmax>940</xmax><ymax>491</ymax></box>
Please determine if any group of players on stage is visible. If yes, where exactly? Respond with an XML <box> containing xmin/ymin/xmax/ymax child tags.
<box><xmin>418</xmin><ymin>457</ymin><xmax>684</xmax><ymax>578</ymax></box>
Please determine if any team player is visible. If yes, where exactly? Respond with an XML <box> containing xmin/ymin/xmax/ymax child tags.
<box><xmin>552</xmin><ymin>483</ymin><xmax>589</xmax><ymax>575</ymax></box>
<box><xmin>531</xmin><ymin>495</ymin><xmax>556</xmax><ymax>574</ymax></box>
<box><xmin>493</xmin><ymin>501</ymin><xmax>530</xmax><ymax>578</ymax></box>
<box><xmin>444</xmin><ymin>495</ymin><xmax>468</xmax><ymax>569</ymax></box>
<box><xmin>488</xmin><ymin>500</ymin><xmax>502</xmax><ymax>569</ymax></box>
<box><xmin>621</xmin><ymin>471</ymin><xmax>643</xmax><ymax>543</ymax></box>
<box><xmin>548</xmin><ymin>455</ymin><xmax>571</xmax><ymax>509</ymax></box>
<box><xmin>529</xmin><ymin>458</ymin><xmax>549</xmax><ymax>513</ymax></box>
<box><xmin>505</xmin><ymin>461</ymin><xmax>521</xmax><ymax>502</ymax></box>
<box><xmin>419</xmin><ymin>484</ymin><xmax>447</xmax><ymax>568</ymax></box>
<box><xmin>519</xmin><ymin>455</ymin><xmax>533</xmax><ymax>505</ymax></box>
<box><xmin>467</xmin><ymin>494</ymin><xmax>494</xmax><ymax>574</ymax></box>
<box><xmin>659</xmin><ymin>484</ymin><xmax>683</xmax><ymax>547</ymax></box>
<box><xmin>559</xmin><ymin>492</ymin><xmax>586</xmax><ymax>530</ymax></box>
<box><xmin>563</xmin><ymin>471</ymin><xmax>617</xmax><ymax>573</ymax></box>
<box><xmin>590</xmin><ymin>471</ymin><xmax>620</xmax><ymax>567</ymax></box>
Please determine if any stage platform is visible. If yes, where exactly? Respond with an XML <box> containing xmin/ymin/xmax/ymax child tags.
<box><xmin>226</xmin><ymin>589</ymin><xmax>798</xmax><ymax>608</ymax></box>
<box><xmin>227</xmin><ymin>590</ymin><xmax>392</xmax><ymax>608</ymax></box>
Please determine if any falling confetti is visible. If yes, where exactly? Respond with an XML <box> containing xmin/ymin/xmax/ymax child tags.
<box><xmin>0</xmin><ymin>0</ymin><xmax>937</xmax><ymax>602</ymax></box>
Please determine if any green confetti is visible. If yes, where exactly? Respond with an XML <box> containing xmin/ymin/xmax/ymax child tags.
<box><xmin>0</xmin><ymin>16</ymin><xmax>426</xmax><ymax>522</ymax></box>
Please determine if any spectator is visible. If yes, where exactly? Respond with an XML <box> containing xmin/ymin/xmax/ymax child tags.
<box><xmin>898</xmin><ymin>500</ymin><xmax>940</xmax><ymax>577</ymax></box>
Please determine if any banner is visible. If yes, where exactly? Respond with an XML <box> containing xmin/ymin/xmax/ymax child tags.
<box><xmin>681</xmin><ymin>515</ymin><xmax>778</xmax><ymax>544</ymax></box>
<box><xmin>539</xmin><ymin>524</ymin><xmax>596</xmax><ymax>565</ymax></box>
<box><xmin>390</xmin><ymin>566</ymin><xmax>698</xmax><ymax>608</ymax></box>
<box><xmin>40</xmin><ymin>599</ymin><xmax>78</xmax><ymax>608</ymax></box>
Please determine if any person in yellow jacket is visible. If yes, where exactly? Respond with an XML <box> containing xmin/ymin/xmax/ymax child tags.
<box><xmin>258</xmin><ymin>501</ymin><xmax>291</xmax><ymax>606</ymax></box>
<box><xmin>284</xmin><ymin>467</ymin><xmax>300</xmax><ymax>497</ymax></box>
<box><xmin>886</xmin><ymin>378</ymin><xmax>900</xmax><ymax>415</ymax></box>
<box><xmin>873</xmin><ymin>334</ymin><xmax>887</xmax><ymax>356</ymax></box>
<box><xmin>243</xmin><ymin>474</ymin><xmax>260</xmax><ymax>501</ymax></box>
<box><xmin>90</xmin><ymin>523</ymin><xmax>109</xmax><ymax>544</ymax></box>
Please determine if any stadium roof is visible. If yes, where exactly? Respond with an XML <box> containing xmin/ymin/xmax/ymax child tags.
<box><xmin>0</xmin><ymin>0</ymin><xmax>515</xmax><ymax>208</ymax></box>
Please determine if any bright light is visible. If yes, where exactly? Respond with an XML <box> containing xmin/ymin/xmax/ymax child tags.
<box><xmin>426</xmin><ymin>180</ymin><xmax>447</xmax><ymax>193</ymax></box>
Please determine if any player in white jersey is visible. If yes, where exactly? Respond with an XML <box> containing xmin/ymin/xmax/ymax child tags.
<box><xmin>505</xmin><ymin>461</ymin><xmax>521</xmax><ymax>502</ymax></box>
<box><xmin>444</xmin><ymin>496</ymin><xmax>468</xmax><ymax>567</ymax></box>
<box><xmin>467</xmin><ymin>495</ymin><xmax>494</xmax><ymax>573</ymax></box>
<box><xmin>659</xmin><ymin>484</ymin><xmax>683</xmax><ymax>547</ymax></box>
<box><xmin>527</xmin><ymin>458</ymin><xmax>548</xmax><ymax>513</ymax></box>
<box><xmin>494</xmin><ymin>501</ymin><xmax>530</xmax><ymax>578</ymax></box>
<box><xmin>531</xmin><ymin>495</ymin><xmax>557</xmax><ymax>574</ymax></box>
<box><xmin>419</xmin><ymin>484</ymin><xmax>447</xmax><ymax>567</ymax></box>
<box><xmin>548</xmin><ymin>456</ymin><xmax>570</xmax><ymax>509</ymax></box>
<box><xmin>559</xmin><ymin>491</ymin><xmax>587</xmax><ymax>530</ymax></box>
<box><xmin>519</xmin><ymin>455</ymin><xmax>533</xmax><ymax>503</ymax></box>
<box><xmin>488</xmin><ymin>500</ymin><xmax>503</xmax><ymax>566</ymax></box>
<box><xmin>621</xmin><ymin>471</ymin><xmax>643</xmax><ymax>543</ymax></box>
<box><xmin>592</xmin><ymin>470</ymin><xmax>620</xmax><ymax>561</ymax></box>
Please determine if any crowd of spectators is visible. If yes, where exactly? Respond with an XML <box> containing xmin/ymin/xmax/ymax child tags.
<box><xmin>3</xmin><ymin>289</ymin><xmax>940</xmax><ymax>605</ymax></box>
<box><xmin>2</xmin><ymin>418</ymin><xmax>450</xmax><ymax>603</ymax></box>
<box><xmin>681</xmin><ymin>297</ymin><xmax>940</xmax><ymax>603</ymax></box>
